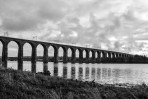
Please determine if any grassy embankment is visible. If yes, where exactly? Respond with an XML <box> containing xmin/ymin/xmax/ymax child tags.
<box><xmin>0</xmin><ymin>67</ymin><xmax>148</xmax><ymax>99</ymax></box>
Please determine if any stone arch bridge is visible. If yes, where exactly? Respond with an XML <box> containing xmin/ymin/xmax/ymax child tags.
<box><xmin>0</xmin><ymin>36</ymin><xmax>147</xmax><ymax>73</ymax></box>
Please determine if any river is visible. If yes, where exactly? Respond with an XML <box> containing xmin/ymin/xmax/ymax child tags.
<box><xmin>7</xmin><ymin>61</ymin><xmax>148</xmax><ymax>84</ymax></box>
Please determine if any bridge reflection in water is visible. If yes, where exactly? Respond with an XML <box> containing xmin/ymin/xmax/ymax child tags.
<box><xmin>8</xmin><ymin>61</ymin><xmax>148</xmax><ymax>84</ymax></box>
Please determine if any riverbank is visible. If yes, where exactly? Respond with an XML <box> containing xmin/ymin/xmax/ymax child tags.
<box><xmin>0</xmin><ymin>67</ymin><xmax>148</xmax><ymax>99</ymax></box>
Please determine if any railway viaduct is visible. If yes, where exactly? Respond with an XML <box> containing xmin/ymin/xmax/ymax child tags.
<box><xmin>0</xmin><ymin>36</ymin><xmax>147</xmax><ymax>73</ymax></box>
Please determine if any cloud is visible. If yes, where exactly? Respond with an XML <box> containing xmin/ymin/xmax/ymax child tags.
<box><xmin>0</xmin><ymin>0</ymin><xmax>68</xmax><ymax>31</ymax></box>
<box><xmin>0</xmin><ymin>0</ymin><xmax>148</xmax><ymax>55</ymax></box>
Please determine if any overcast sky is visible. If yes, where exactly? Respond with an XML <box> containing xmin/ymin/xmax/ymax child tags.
<box><xmin>0</xmin><ymin>0</ymin><xmax>148</xmax><ymax>55</ymax></box>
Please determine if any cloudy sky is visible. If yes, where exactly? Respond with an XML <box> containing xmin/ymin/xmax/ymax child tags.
<box><xmin>0</xmin><ymin>0</ymin><xmax>148</xmax><ymax>55</ymax></box>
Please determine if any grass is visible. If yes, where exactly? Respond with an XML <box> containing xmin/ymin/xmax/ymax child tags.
<box><xmin>0</xmin><ymin>67</ymin><xmax>148</xmax><ymax>99</ymax></box>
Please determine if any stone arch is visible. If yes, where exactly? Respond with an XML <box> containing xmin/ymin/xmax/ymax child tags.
<box><xmin>111</xmin><ymin>53</ymin><xmax>114</xmax><ymax>58</ymax></box>
<box><xmin>23</xmin><ymin>42</ymin><xmax>32</xmax><ymax>71</ymax></box>
<box><xmin>76</xmin><ymin>49</ymin><xmax>80</xmax><ymax>58</ymax></box>
<box><xmin>104</xmin><ymin>51</ymin><xmax>107</xmax><ymax>58</ymax></box>
<box><xmin>36</xmin><ymin>44</ymin><xmax>44</xmax><ymax>72</ymax></box>
<box><xmin>108</xmin><ymin>52</ymin><xmax>111</xmax><ymax>58</ymax></box>
<box><xmin>83</xmin><ymin>49</ymin><xmax>87</xmax><ymax>59</ymax></box>
<box><xmin>69</xmin><ymin>47</ymin><xmax>75</xmax><ymax>56</ymax></box>
<box><xmin>7</xmin><ymin>41</ymin><xmax>19</xmax><ymax>69</ymax></box>
<box><xmin>96</xmin><ymin>51</ymin><xmax>101</xmax><ymax>63</ymax></box>
<box><xmin>112</xmin><ymin>52</ymin><xmax>115</xmax><ymax>58</ymax></box>
<box><xmin>116</xmin><ymin>53</ymin><xmax>119</xmax><ymax>58</ymax></box>
<box><xmin>89</xmin><ymin>50</ymin><xmax>92</xmax><ymax>58</ymax></box>
<box><xmin>77</xmin><ymin>48</ymin><xmax>83</xmax><ymax>63</ymax></box>
<box><xmin>48</xmin><ymin>45</ymin><xmax>54</xmax><ymax>58</ymax></box>
<box><xmin>114</xmin><ymin>53</ymin><xmax>117</xmax><ymax>58</ymax></box>
<box><xmin>40</xmin><ymin>44</ymin><xmax>49</xmax><ymax>62</ymax></box>
<box><xmin>67</xmin><ymin>47</ymin><xmax>72</xmax><ymax>58</ymax></box>
<box><xmin>95</xmin><ymin>51</ymin><xmax>98</xmax><ymax>58</ymax></box>
<box><xmin>36</xmin><ymin>44</ymin><xmax>44</xmax><ymax>58</ymax></box>
<box><xmin>90</xmin><ymin>50</ymin><xmax>96</xmax><ymax>63</ymax></box>
<box><xmin>97</xmin><ymin>51</ymin><xmax>101</xmax><ymax>58</ymax></box>
<box><xmin>24</xmin><ymin>42</ymin><xmax>37</xmax><ymax>50</ymax></box>
<box><xmin>106</xmin><ymin>52</ymin><xmax>109</xmax><ymax>58</ymax></box>
<box><xmin>91</xmin><ymin>50</ymin><xmax>96</xmax><ymax>58</ymax></box>
<box><xmin>100</xmin><ymin>51</ymin><xmax>103</xmax><ymax>58</ymax></box>
<box><xmin>69</xmin><ymin>47</ymin><xmax>76</xmax><ymax>63</ymax></box>
<box><xmin>48</xmin><ymin>45</ymin><xmax>59</xmax><ymax>63</ymax></box>
<box><xmin>58</xmin><ymin>46</ymin><xmax>64</xmax><ymax>57</ymax></box>
<box><xmin>59</xmin><ymin>46</ymin><xmax>68</xmax><ymax>63</ymax></box>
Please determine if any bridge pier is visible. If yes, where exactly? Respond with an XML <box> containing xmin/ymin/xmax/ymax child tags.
<box><xmin>102</xmin><ymin>51</ymin><xmax>107</xmax><ymax>63</ymax></box>
<box><xmin>125</xmin><ymin>54</ymin><xmax>129</xmax><ymax>63</ymax></box>
<box><xmin>115</xmin><ymin>53</ymin><xmax>119</xmax><ymax>63</ymax></box>
<box><xmin>108</xmin><ymin>52</ymin><xmax>111</xmax><ymax>63</ymax></box>
<box><xmin>54</xmin><ymin>46</ymin><xmax>59</xmax><ymax>63</ymax></box>
<box><xmin>86</xmin><ymin>50</ymin><xmax>90</xmax><ymax>63</ymax></box>
<box><xmin>91</xmin><ymin>51</ymin><xmax>96</xmax><ymax>63</ymax></box>
<box><xmin>112</xmin><ymin>53</ymin><xmax>116</xmax><ymax>63</ymax></box>
<box><xmin>71</xmin><ymin>48</ymin><xmax>76</xmax><ymax>63</ymax></box>
<box><xmin>97</xmin><ymin>51</ymin><xmax>101</xmax><ymax>63</ymax></box>
<box><xmin>63</xmin><ymin>48</ymin><xmax>68</xmax><ymax>63</ymax></box>
<box><xmin>2</xmin><ymin>41</ymin><xmax>8</xmax><ymax>68</ymax></box>
<box><xmin>79</xmin><ymin>49</ymin><xmax>83</xmax><ymax>63</ymax></box>
<box><xmin>119</xmin><ymin>53</ymin><xmax>123</xmax><ymax>63</ymax></box>
<box><xmin>122</xmin><ymin>54</ymin><xmax>126</xmax><ymax>63</ymax></box>
<box><xmin>43</xmin><ymin>45</ymin><xmax>49</xmax><ymax>73</ymax></box>
<box><xmin>18</xmin><ymin>43</ymin><xmax>24</xmax><ymax>71</ymax></box>
<box><xmin>31</xmin><ymin>44</ymin><xmax>37</xmax><ymax>73</ymax></box>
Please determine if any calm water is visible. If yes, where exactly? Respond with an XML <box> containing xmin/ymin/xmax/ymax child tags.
<box><xmin>7</xmin><ymin>61</ymin><xmax>148</xmax><ymax>84</ymax></box>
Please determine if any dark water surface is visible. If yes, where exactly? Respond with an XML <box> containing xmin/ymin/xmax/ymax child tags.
<box><xmin>8</xmin><ymin>61</ymin><xmax>148</xmax><ymax>84</ymax></box>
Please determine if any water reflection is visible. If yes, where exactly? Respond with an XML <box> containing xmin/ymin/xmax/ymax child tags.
<box><xmin>54</xmin><ymin>64</ymin><xmax>58</xmax><ymax>76</ymax></box>
<box><xmin>85</xmin><ymin>67</ymin><xmax>89</xmax><ymax>80</ymax></box>
<box><xmin>71</xmin><ymin>65</ymin><xmax>75</xmax><ymax>79</ymax></box>
<box><xmin>7</xmin><ymin>61</ymin><xmax>148</xmax><ymax>84</ymax></box>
